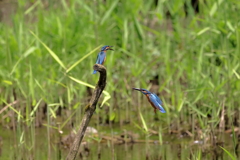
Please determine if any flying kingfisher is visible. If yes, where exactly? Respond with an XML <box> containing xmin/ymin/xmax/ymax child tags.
<box><xmin>93</xmin><ymin>45</ymin><xmax>113</xmax><ymax>74</ymax></box>
<box><xmin>132</xmin><ymin>88</ymin><xmax>166</xmax><ymax>113</ymax></box>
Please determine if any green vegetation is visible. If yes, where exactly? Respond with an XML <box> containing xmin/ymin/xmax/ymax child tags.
<box><xmin>0</xmin><ymin>0</ymin><xmax>239</xmax><ymax>159</ymax></box>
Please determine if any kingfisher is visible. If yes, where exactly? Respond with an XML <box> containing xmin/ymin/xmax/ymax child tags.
<box><xmin>132</xmin><ymin>88</ymin><xmax>166</xmax><ymax>113</ymax></box>
<box><xmin>93</xmin><ymin>45</ymin><xmax>113</xmax><ymax>74</ymax></box>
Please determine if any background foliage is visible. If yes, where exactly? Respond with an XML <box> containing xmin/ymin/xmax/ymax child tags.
<box><xmin>0</xmin><ymin>0</ymin><xmax>240</xmax><ymax>159</ymax></box>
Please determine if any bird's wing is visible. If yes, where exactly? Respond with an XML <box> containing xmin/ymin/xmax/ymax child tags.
<box><xmin>95</xmin><ymin>54</ymin><xmax>100</xmax><ymax>64</ymax></box>
<box><xmin>149</xmin><ymin>94</ymin><xmax>166</xmax><ymax>113</ymax></box>
<box><xmin>153</xmin><ymin>93</ymin><xmax>163</xmax><ymax>105</ymax></box>
<box><xmin>96</xmin><ymin>52</ymin><xmax>106</xmax><ymax>65</ymax></box>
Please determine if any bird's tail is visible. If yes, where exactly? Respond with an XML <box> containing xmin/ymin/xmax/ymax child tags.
<box><xmin>159</xmin><ymin>104</ymin><xmax>166</xmax><ymax>113</ymax></box>
<box><xmin>92</xmin><ymin>70</ymin><xmax>97</xmax><ymax>74</ymax></box>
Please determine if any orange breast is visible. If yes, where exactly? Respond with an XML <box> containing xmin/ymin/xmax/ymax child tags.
<box><xmin>102</xmin><ymin>57</ymin><xmax>106</xmax><ymax>64</ymax></box>
<box><xmin>146</xmin><ymin>95</ymin><xmax>158</xmax><ymax>110</ymax></box>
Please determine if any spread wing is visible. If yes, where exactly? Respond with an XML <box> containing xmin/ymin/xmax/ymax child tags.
<box><xmin>149</xmin><ymin>94</ymin><xmax>166</xmax><ymax>113</ymax></box>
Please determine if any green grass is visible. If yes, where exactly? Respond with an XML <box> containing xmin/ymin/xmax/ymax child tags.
<box><xmin>0</xmin><ymin>0</ymin><xmax>240</xmax><ymax>159</ymax></box>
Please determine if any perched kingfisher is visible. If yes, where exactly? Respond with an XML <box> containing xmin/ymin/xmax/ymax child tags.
<box><xmin>132</xmin><ymin>88</ymin><xmax>166</xmax><ymax>113</ymax></box>
<box><xmin>93</xmin><ymin>45</ymin><xmax>113</xmax><ymax>74</ymax></box>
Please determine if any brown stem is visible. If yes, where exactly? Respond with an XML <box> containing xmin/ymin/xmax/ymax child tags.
<box><xmin>66</xmin><ymin>64</ymin><xmax>107</xmax><ymax>160</ymax></box>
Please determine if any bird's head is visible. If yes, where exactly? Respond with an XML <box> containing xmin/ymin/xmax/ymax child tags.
<box><xmin>132</xmin><ymin>88</ymin><xmax>151</xmax><ymax>95</ymax></box>
<box><xmin>101</xmin><ymin>45</ymin><xmax>113</xmax><ymax>51</ymax></box>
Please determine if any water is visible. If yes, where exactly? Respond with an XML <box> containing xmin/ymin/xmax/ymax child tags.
<box><xmin>0</xmin><ymin>125</ymin><xmax>238</xmax><ymax>160</ymax></box>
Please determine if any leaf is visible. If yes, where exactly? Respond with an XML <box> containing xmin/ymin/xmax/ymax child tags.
<box><xmin>158</xmin><ymin>127</ymin><xmax>163</xmax><ymax>145</ymax></box>
<box><xmin>120</xmin><ymin>48</ymin><xmax>145</xmax><ymax>64</ymax></box>
<box><xmin>192</xmin><ymin>89</ymin><xmax>205</xmax><ymax>104</ymax></box>
<box><xmin>35</xmin><ymin>79</ymin><xmax>45</xmax><ymax>93</ymax></box>
<box><xmin>209</xmin><ymin>0</ymin><xmax>224</xmax><ymax>17</ymax></box>
<box><xmin>68</xmin><ymin>75</ymin><xmax>95</xmax><ymax>88</ymax></box>
<box><xmin>132</xmin><ymin>121</ymin><xmax>147</xmax><ymax>134</ymax></box>
<box><xmin>61</xmin><ymin>109</ymin><xmax>77</xmax><ymax>129</ymax></box>
<box><xmin>233</xmin><ymin>68</ymin><xmax>240</xmax><ymax>79</ymax></box>
<box><xmin>100</xmin><ymin>0</ymin><xmax>119</xmax><ymax>25</ymax></box>
<box><xmin>88</xmin><ymin>136</ymin><xmax>102</xmax><ymax>142</ymax></box>
<box><xmin>47</xmin><ymin>78</ymin><xmax>67</xmax><ymax>88</ymax></box>
<box><xmin>226</xmin><ymin>21</ymin><xmax>235</xmax><ymax>32</ymax></box>
<box><xmin>76</xmin><ymin>1</ymin><xmax>96</xmax><ymax>19</ymax></box>
<box><xmin>68</xmin><ymin>76</ymin><xmax>111</xmax><ymax>107</ymax></box>
<box><xmin>42</xmin><ymin>124</ymin><xmax>58</xmax><ymax>130</ymax></box>
<box><xmin>219</xmin><ymin>146</ymin><xmax>236</xmax><ymax>160</ymax></box>
<box><xmin>20</xmin><ymin>131</ymin><xmax>25</xmax><ymax>144</ymax></box>
<box><xmin>30</xmin><ymin>30</ymin><xmax>66</xmax><ymax>70</ymax></box>
<box><xmin>24</xmin><ymin>1</ymin><xmax>41</xmax><ymax>15</ymax></box>
<box><xmin>110</xmin><ymin>112</ymin><xmax>116</xmax><ymax>121</ymax></box>
<box><xmin>49</xmin><ymin>107</ymin><xmax>56</xmax><ymax>118</ymax></box>
<box><xmin>99</xmin><ymin>91</ymin><xmax>111</xmax><ymax>108</ymax></box>
<box><xmin>30</xmin><ymin>99</ymin><xmax>42</xmax><ymax>117</ymax></box>
<box><xmin>66</xmin><ymin>45</ymin><xmax>102</xmax><ymax>73</ymax></box>
<box><xmin>177</xmin><ymin>98</ymin><xmax>185</xmax><ymax>112</ymax></box>
<box><xmin>134</xmin><ymin>16</ymin><xmax>145</xmax><ymax>40</ymax></box>
<box><xmin>190</xmin><ymin>105</ymin><xmax>207</xmax><ymax>118</ymax></box>
<box><xmin>3</xmin><ymin>80</ymin><xmax>12</xmax><ymax>85</ymax></box>
<box><xmin>196</xmin><ymin>27</ymin><xmax>210</xmax><ymax>36</ymax></box>
<box><xmin>2</xmin><ymin>99</ymin><xmax>23</xmax><ymax>119</ymax></box>
<box><xmin>139</xmin><ymin>112</ymin><xmax>148</xmax><ymax>132</ymax></box>
<box><xmin>10</xmin><ymin>47</ymin><xmax>37</xmax><ymax>75</ymax></box>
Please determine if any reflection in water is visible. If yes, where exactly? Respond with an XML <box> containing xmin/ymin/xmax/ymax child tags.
<box><xmin>0</xmin><ymin>125</ymin><xmax>239</xmax><ymax>160</ymax></box>
<box><xmin>73</xmin><ymin>141</ymin><xmax>235</xmax><ymax>160</ymax></box>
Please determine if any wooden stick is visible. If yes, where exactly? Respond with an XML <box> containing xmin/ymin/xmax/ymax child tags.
<box><xmin>66</xmin><ymin>64</ymin><xmax>107</xmax><ymax>160</ymax></box>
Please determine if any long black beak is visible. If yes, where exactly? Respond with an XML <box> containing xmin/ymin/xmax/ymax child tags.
<box><xmin>132</xmin><ymin>88</ymin><xmax>141</xmax><ymax>91</ymax></box>
<box><xmin>108</xmin><ymin>46</ymin><xmax>114</xmax><ymax>50</ymax></box>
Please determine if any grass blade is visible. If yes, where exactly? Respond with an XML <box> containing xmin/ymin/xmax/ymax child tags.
<box><xmin>66</xmin><ymin>45</ymin><xmax>102</xmax><ymax>73</ymax></box>
<box><xmin>2</xmin><ymin>99</ymin><xmax>23</xmax><ymax>119</ymax></box>
<box><xmin>68</xmin><ymin>75</ymin><xmax>95</xmax><ymax>88</ymax></box>
<box><xmin>30</xmin><ymin>30</ymin><xmax>66</xmax><ymax>70</ymax></box>
<box><xmin>99</xmin><ymin>91</ymin><xmax>111</xmax><ymax>108</ymax></box>
<box><xmin>219</xmin><ymin>146</ymin><xmax>236</xmax><ymax>160</ymax></box>
<box><xmin>60</xmin><ymin>108</ymin><xmax>77</xmax><ymax>129</ymax></box>
<box><xmin>134</xmin><ymin>16</ymin><xmax>145</xmax><ymax>40</ymax></box>
<box><xmin>10</xmin><ymin>46</ymin><xmax>37</xmax><ymax>75</ymax></box>
<box><xmin>30</xmin><ymin>99</ymin><xmax>42</xmax><ymax>117</ymax></box>
<box><xmin>68</xmin><ymin>75</ymin><xmax>111</xmax><ymax>107</ymax></box>
<box><xmin>209</xmin><ymin>0</ymin><xmax>224</xmax><ymax>17</ymax></box>
<box><xmin>190</xmin><ymin>105</ymin><xmax>207</xmax><ymax>118</ymax></box>
<box><xmin>139</xmin><ymin>112</ymin><xmax>148</xmax><ymax>132</ymax></box>
<box><xmin>100</xmin><ymin>0</ymin><xmax>119</xmax><ymax>25</ymax></box>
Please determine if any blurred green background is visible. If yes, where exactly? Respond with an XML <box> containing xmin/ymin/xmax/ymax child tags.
<box><xmin>0</xmin><ymin>0</ymin><xmax>240</xmax><ymax>159</ymax></box>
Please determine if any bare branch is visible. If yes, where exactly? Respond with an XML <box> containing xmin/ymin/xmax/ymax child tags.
<box><xmin>66</xmin><ymin>64</ymin><xmax>107</xmax><ymax>160</ymax></box>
